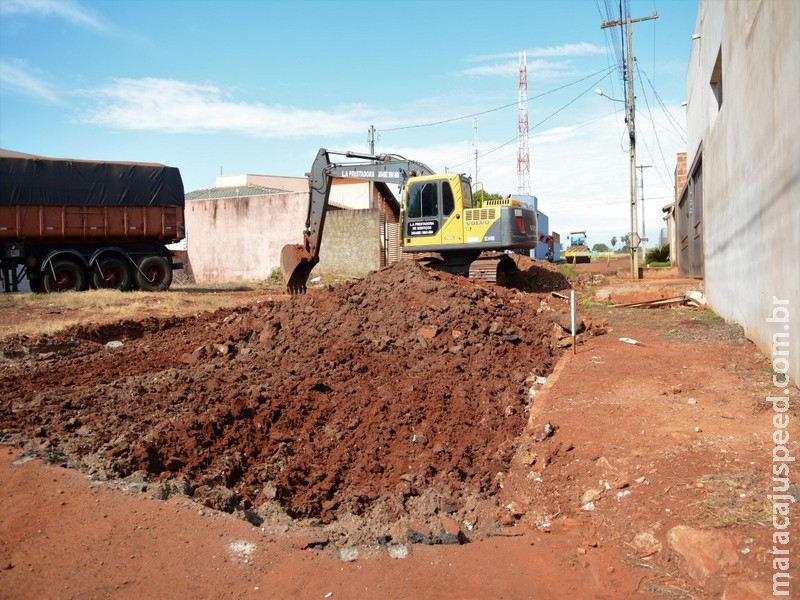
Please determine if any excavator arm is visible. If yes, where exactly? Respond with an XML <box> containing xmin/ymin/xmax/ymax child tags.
<box><xmin>281</xmin><ymin>148</ymin><xmax>433</xmax><ymax>293</ymax></box>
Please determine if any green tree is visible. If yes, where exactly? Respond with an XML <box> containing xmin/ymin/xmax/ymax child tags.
<box><xmin>610</xmin><ymin>236</ymin><xmax>618</xmax><ymax>249</ymax></box>
<box><xmin>473</xmin><ymin>191</ymin><xmax>505</xmax><ymax>206</ymax></box>
<box><xmin>646</xmin><ymin>244</ymin><xmax>670</xmax><ymax>264</ymax></box>
<box><xmin>620</xmin><ymin>233</ymin><xmax>631</xmax><ymax>248</ymax></box>
<box><xmin>592</xmin><ymin>243</ymin><xmax>610</xmax><ymax>252</ymax></box>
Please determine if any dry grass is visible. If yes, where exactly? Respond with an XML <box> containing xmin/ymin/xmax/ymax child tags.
<box><xmin>622</xmin><ymin>554</ymin><xmax>702</xmax><ymax>599</ymax></box>
<box><xmin>640</xmin><ymin>577</ymin><xmax>698</xmax><ymax>600</ymax></box>
<box><xmin>690</xmin><ymin>470</ymin><xmax>772</xmax><ymax>528</ymax></box>
<box><xmin>0</xmin><ymin>286</ymin><xmax>278</xmax><ymax>340</ymax></box>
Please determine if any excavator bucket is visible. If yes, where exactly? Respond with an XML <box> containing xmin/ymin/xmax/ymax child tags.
<box><xmin>280</xmin><ymin>243</ymin><xmax>319</xmax><ymax>294</ymax></box>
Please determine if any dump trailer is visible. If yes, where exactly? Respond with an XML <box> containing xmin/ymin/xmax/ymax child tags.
<box><xmin>0</xmin><ymin>150</ymin><xmax>185</xmax><ymax>293</ymax></box>
<box><xmin>281</xmin><ymin>148</ymin><xmax>538</xmax><ymax>293</ymax></box>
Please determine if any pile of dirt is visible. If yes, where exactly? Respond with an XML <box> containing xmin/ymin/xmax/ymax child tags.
<box><xmin>504</xmin><ymin>253</ymin><xmax>575</xmax><ymax>292</ymax></box>
<box><xmin>1</xmin><ymin>260</ymin><xmax>571</xmax><ymax>541</ymax></box>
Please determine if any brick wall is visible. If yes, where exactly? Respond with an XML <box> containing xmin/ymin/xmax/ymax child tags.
<box><xmin>674</xmin><ymin>152</ymin><xmax>687</xmax><ymax>201</ymax></box>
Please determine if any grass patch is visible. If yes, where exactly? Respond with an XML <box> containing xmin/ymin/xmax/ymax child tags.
<box><xmin>690</xmin><ymin>470</ymin><xmax>771</xmax><ymax>528</ymax></box>
<box><xmin>622</xmin><ymin>554</ymin><xmax>701</xmax><ymax>599</ymax></box>
<box><xmin>765</xmin><ymin>366</ymin><xmax>791</xmax><ymax>386</ymax></box>
<box><xmin>0</xmin><ymin>287</ymin><xmax>267</xmax><ymax>340</ymax></box>
<box><xmin>267</xmin><ymin>267</ymin><xmax>283</xmax><ymax>286</ymax></box>
<box><xmin>689</xmin><ymin>309</ymin><xmax>723</xmax><ymax>324</ymax></box>
<box><xmin>646</xmin><ymin>261</ymin><xmax>671</xmax><ymax>268</ymax></box>
<box><xmin>579</xmin><ymin>287</ymin><xmax>596</xmax><ymax>308</ymax></box>
<box><xmin>557</xmin><ymin>264</ymin><xmax>579</xmax><ymax>283</ymax></box>
<box><xmin>640</xmin><ymin>578</ymin><xmax>697</xmax><ymax>600</ymax></box>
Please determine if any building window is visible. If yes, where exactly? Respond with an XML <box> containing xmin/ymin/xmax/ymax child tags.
<box><xmin>710</xmin><ymin>48</ymin><xmax>723</xmax><ymax>110</ymax></box>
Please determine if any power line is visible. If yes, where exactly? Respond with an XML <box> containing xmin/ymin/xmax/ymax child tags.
<box><xmin>445</xmin><ymin>69</ymin><xmax>616</xmax><ymax>171</ymax></box>
<box><xmin>637</xmin><ymin>66</ymin><xmax>686</xmax><ymax>139</ymax></box>
<box><xmin>473</xmin><ymin>110</ymin><xmax>620</xmax><ymax>170</ymax></box>
<box><xmin>635</xmin><ymin>62</ymin><xmax>672</xmax><ymax>190</ymax></box>
<box><xmin>378</xmin><ymin>66</ymin><xmax>615</xmax><ymax>133</ymax></box>
<box><xmin>595</xmin><ymin>0</ymin><xmax>626</xmax><ymax>146</ymax></box>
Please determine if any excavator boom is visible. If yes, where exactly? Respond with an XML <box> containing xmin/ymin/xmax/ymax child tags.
<box><xmin>281</xmin><ymin>148</ymin><xmax>433</xmax><ymax>293</ymax></box>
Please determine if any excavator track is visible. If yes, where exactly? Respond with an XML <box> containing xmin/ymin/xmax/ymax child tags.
<box><xmin>468</xmin><ymin>253</ymin><xmax>518</xmax><ymax>285</ymax></box>
<box><xmin>417</xmin><ymin>252</ymin><xmax>519</xmax><ymax>286</ymax></box>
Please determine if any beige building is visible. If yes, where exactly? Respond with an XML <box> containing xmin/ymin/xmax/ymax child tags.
<box><xmin>184</xmin><ymin>174</ymin><xmax>400</xmax><ymax>284</ymax></box>
<box><xmin>682</xmin><ymin>0</ymin><xmax>799</xmax><ymax>383</ymax></box>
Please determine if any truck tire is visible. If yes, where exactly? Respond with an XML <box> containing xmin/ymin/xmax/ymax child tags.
<box><xmin>92</xmin><ymin>257</ymin><xmax>132</xmax><ymax>291</ymax></box>
<box><xmin>135</xmin><ymin>255</ymin><xmax>172</xmax><ymax>291</ymax></box>
<box><xmin>28</xmin><ymin>275</ymin><xmax>43</xmax><ymax>294</ymax></box>
<box><xmin>43</xmin><ymin>260</ymin><xmax>87</xmax><ymax>293</ymax></box>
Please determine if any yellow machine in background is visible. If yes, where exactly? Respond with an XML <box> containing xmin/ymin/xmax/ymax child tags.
<box><xmin>564</xmin><ymin>230</ymin><xmax>591</xmax><ymax>264</ymax></box>
<box><xmin>281</xmin><ymin>149</ymin><xmax>538</xmax><ymax>293</ymax></box>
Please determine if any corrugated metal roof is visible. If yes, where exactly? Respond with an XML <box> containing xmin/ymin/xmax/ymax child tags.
<box><xmin>186</xmin><ymin>185</ymin><xmax>288</xmax><ymax>201</ymax></box>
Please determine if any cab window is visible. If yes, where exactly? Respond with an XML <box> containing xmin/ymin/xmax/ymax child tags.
<box><xmin>406</xmin><ymin>184</ymin><xmax>422</xmax><ymax>219</ymax></box>
<box><xmin>442</xmin><ymin>182</ymin><xmax>455</xmax><ymax>216</ymax></box>
<box><xmin>460</xmin><ymin>179</ymin><xmax>473</xmax><ymax>209</ymax></box>
<box><xmin>420</xmin><ymin>182</ymin><xmax>438</xmax><ymax>217</ymax></box>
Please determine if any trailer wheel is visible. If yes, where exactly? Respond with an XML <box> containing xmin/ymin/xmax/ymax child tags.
<box><xmin>135</xmin><ymin>256</ymin><xmax>172</xmax><ymax>292</ymax></box>
<box><xmin>92</xmin><ymin>257</ymin><xmax>132</xmax><ymax>291</ymax></box>
<box><xmin>43</xmin><ymin>260</ymin><xmax>87</xmax><ymax>293</ymax></box>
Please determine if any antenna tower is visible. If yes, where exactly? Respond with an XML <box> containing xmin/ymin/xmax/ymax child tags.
<box><xmin>517</xmin><ymin>51</ymin><xmax>531</xmax><ymax>195</ymax></box>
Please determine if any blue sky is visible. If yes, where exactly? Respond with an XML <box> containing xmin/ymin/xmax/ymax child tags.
<box><xmin>0</xmin><ymin>0</ymin><xmax>698</xmax><ymax>248</ymax></box>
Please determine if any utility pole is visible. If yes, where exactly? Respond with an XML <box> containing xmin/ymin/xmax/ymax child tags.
<box><xmin>368</xmin><ymin>125</ymin><xmax>376</xmax><ymax>208</ymax></box>
<box><xmin>368</xmin><ymin>125</ymin><xmax>375</xmax><ymax>154</ymax></box>
<box><xmin>473</xmin><ymin>118</ymin><xmax>479</xmax><ymax>183</ymax></box>
<box><xmin>637</xmin><ymin>164</ymin><xmax>652</xmax><ymax>256</ymax></box>
<box><xmin>602</xmin><ymin>8</ymin><xmax>658</xmax><ymax>280</ymax></box>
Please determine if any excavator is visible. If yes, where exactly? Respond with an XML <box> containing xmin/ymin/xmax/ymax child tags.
<box><xmin>281</xmin><ymin>148</ymin><xmax>538</xmax><ymax>293</ymax></box>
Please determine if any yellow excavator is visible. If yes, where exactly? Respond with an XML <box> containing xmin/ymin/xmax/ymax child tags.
<box><xmin>281</xmin><ymin>148</ymin><xmax>538</xmax><ymax>293</ymax></box>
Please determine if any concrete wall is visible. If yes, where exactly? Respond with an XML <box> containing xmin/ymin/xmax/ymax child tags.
<box><xmin>185</xmin><ymin>192</ymin><xmax>382</xmax><ymax>283</ymax></box>
<box><xmin>185</xmin><ymin>192</ymin><xmax>307</xmax><ymax>283</ymax></box>
<box><xmin>316</xmin><ymin>209</ymin><xmax>381</xmax><ymax>277</ymax></box>
<box><xmin>687</xmin><ymin>0</ymin><xmax>800</xmax><ymax>383</ymax></box>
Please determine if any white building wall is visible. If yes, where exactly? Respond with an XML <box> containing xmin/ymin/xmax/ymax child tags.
<box><xmin>687</xmin><ymin>0</ymin><xmax>800</xmax><ymax>384</ymax></box>
<box><xmin>216</xmin><ymin>174</ymin><xmax>307</xmax><ymax>193</ymax></box>
<box><xmin>329</xmin><ymin>181</ymin><xmax>371</xmax><ymax>209</ymax></box>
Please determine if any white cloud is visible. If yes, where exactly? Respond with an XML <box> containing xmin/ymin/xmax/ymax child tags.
<box><xmin>458</xmin><ymin>58</ymin><xmax>578</xmax><ymax>79</ymax></box>
<box><xmin>460</xmin><ymin>42</ymin><xmax>607</xmax><ymax>79</ymax></box>
<box><xmin>528</xmin><ymin>42</ymin><xmax>607</xmax><ymax>58</ymax></box>
<box><xmin>0</xmin><ymin>59</ymin><xmax>62</xmax><ymax>104</ymax></box>
<box><xmin>474</xmin><ymin>43</ymin><xmax>608</xmax><ymax>62</ymax></box>
<box><xmin>0</xmin><ymin>0</ymin><xmax>108</xmax><ymax>31</ymax></box>
<box><xmin>82</xmin><ymin>78</ymin><xmax>378</xmax><ymax>138</ymax></box>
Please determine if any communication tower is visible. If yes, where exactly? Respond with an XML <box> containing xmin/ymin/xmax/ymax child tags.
<box><xmin>517</xmin><ymin>51</ymin><xmax>531</xmax><ymax>195</ymax></box>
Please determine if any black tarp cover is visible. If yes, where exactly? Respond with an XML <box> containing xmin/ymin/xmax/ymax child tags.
<box><xmin>0</xmin><ymin>150</ymin><xmax>185</xmax><ymax>208</ymax></box>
